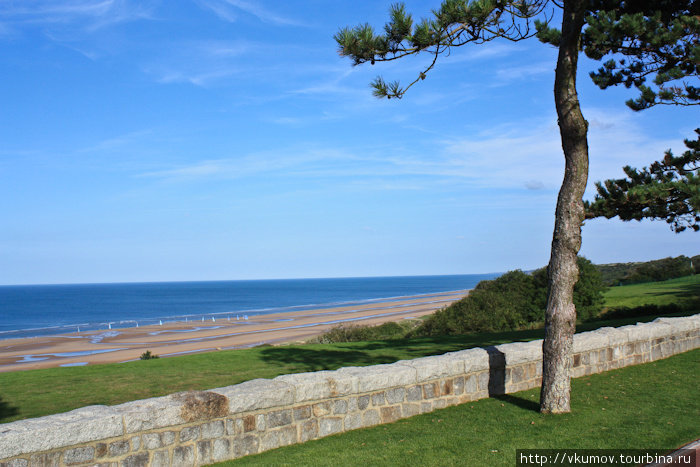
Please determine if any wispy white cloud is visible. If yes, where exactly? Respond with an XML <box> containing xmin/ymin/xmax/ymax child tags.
<box><xmin>290</xmin><ymin>66</ymin><xmax>363</xmax><ymax>96</ymax></box>
<box><xmin>441</xmin><ymin>42</ymin><xmax>521</xmax><ymax>64</ymax></box>
<box><xmin>525</xmin><ymin>180</ymin><xmax>545</xmax><ymax>190</ymax></box>
<box><xmin>145</xmin><ymin>40</ymin><xmax>332</xmax><ymax>88</ymax></box>
<box><xmin>224</xmin><ymin>0</ymin><xmax>302</xmax><ymax>26</ymax></box>
<box><xmin>135</xmin><ymin>105</ymin><xmax>685</xmax><ymax>199</ymax></box>
<box><xmin>144</xmin><ymin>39</ymin><xmax>257</xmax><ymax>86</ymax></box>
<box><xmin>0</xmin><ymin>0</ymin><xmax>158</xmax><ymax>61</ymax></box>
<box><xmin>264</xmin><ymin>109</ymin><xmax>347</xmax><ymax>127</ymax></box>
<box><xmin>154</xmin><ymin>68</ymin><xmax>238</xmax><ymax>87</ymax></box>
<box><xmin>435</xmin><ymin>107</ymin><xmax>687</xmax><ymax>195</ymax></box>
<box><xmin>138</xmin><ymin>126</ymin><xmax>560</xmax><ymax>191</ymax></box>
<box><xmin>1</xmin><ymin>1</ymin><xmax>115</xmax><ymax>20</ymax></box>
<box><xmin>195</xmin><ymin>0</ymin><xmax>303</xmax><ymax>26</ymax></box>
<box><xmin>267</xmin><ymin>116</ymin><xmax>304</xmax><ymax>126</ymax></box>
<box><xmin>583</xmin><ymin>108</ymin><xmax>686</xmax><ymax>189</ymax></box>
<box><xmin>192</xmin><ymin>0</ymin><xmax>238</xmax><ymax>22</ymax></box>
<box><xmin>0</xmin><ymin>0</ymin><xmax>157</xmax><ymax>31</ymax></box>
<box><xmin>493</xmin><ymin>61</ymin><xmax>552</xmax><ymax>85</ymax></box>
<box><xmin>79</xmin><ymin>129</ymin><xmax>155</xmax><ymax>154</ymax></box>
<box><xmin>437</xmin><ymin>119</ymin><xmax>563</xmax><ymax>188</ymax></box>
<box><xmin>292</xmin><ymin>81</ymin><xmax>363</xmax><ymax>97</ymax></box>
<box><xmin>138</xmin><ymin>148</ymin><xmax>353</xmax><ymax>181</ymax></box>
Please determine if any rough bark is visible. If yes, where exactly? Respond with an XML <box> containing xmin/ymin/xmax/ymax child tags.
<box><xmin>540</xmin><ymin>0</ymin><xmax>589</xmax><ymax>414</ymax></box>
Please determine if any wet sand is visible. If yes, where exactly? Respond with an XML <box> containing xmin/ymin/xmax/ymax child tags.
<box><xmin>0</xmin><ymin>290</ymin><xmax>468</xmax><ymax>372</ymax></box>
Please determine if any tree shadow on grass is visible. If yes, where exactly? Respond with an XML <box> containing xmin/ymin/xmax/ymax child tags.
<box><xmin>485</xmin><ymin>346</ymin><xmax>541</xmax><ymax>413</ymax></box>
<box><xmin>617</xmin><ymin>279</ymin><xmax>700</xmax><ymax>304</ymax></box>
<box><xmin>0</xmin><ymin>396</ymin><xmax>19</xmax><ymax>423</ymax></box>
<box><xmin>258</xmin><ymin>333</ymin><xmax>541</xmax><ymax>373</ymax></box>
<box><xmin>258</xmin><ymin>347</ymin><xmax>398</xmax><ymax>372</ymax></box>
<box><xmin>328</xmin><ymin>331</ymin><xmax>545</xmax><ymax>358</ymax></box>
<box><xmin>492</xmin><ymin>393</ymin><xmax>540</xmax><ymax>412</ymax></box>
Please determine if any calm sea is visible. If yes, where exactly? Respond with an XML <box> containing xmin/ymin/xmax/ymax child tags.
<box><xmin>0</xmin><ymin>274</ymin><xmax>498</xmax><ymax>340</ymax></box>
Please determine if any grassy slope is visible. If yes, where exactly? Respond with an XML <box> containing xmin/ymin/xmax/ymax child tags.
<box><xmin>216</xmin><ymin>349</ymin><xmax>700</xmax><ymax>466</ymax></box>
<box><xmin>1</xmin><ymin>276</ymin><xmax>698</xmax><ymax>424</ymax></box>
<box><xmin>602</xmin><ymin>274</ymin><xmax>700</xmax><ymax>309</ymax></box>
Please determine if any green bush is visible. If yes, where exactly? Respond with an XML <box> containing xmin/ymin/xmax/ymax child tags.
<box><xmin>312</xmin><ymin>320</ymin><xmax>418</xmax><ymax>344</ymax></box>
<box><xmin>140</xmin><ymin>350</ymin><xmax>159</xmax><ymax>360</ymax></box>
<box><xmin>531</xmin><ymin>256</ymin><xmax>606</xmax><ymax>321</ymax></box>
<box><xmin>317</xmin><ymin>257</ymin><xmax>609</xmax><ymax>341</ymax></box>
<box><xmin>412</xmin><ymin>257</ymin><xmax>606</xmax><ymax>337</ymax></box>
<box><xmin>412</xmin><ymin>270</ymin><xmax>539</xmax><ymax>336</ymax></box>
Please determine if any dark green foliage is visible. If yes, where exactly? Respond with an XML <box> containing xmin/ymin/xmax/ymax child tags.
<box><xmin>334</xmin><ymin>0</ymin><xmax>549</xmax><ymax>99</ymax></box>
<box><xmin>586</xmin><ymin>130</ymin><xmax>700</xmax><ymax>232</ymax></box>
<box><xmin>313</xmin><ymin>320</ymin><xmax>419</xmax><ymax>344</ymax></box>
<box><xmin>596</xmin><ymin>255</ymin><xmax>696</xmax><ymax>286</ymax></box>
<box><xmin>316</xmin><ymin>256</ymin><xmax>695</xmax><ymax>342</ymax></box>
<box><xmin>585</xmin><ymin>2</ymin><xmax>699</xmax><ymax>110</ymax></box>
<box><xmin>413</xmin><ymin>270</ymin><xmax>541</xmax><ymax>335</ymax></box>
<box><xmin>336</xmin><ymin>2</ymin><xmax>699</xmax><ymax>107</ymax></box>
<box><xmin>621</xmin><ymin>256</ymin><xmax>694</xmax><ymax>284</ymax></box>
<box><xmin>413</xmin><ymin>257</ymin><xmax>606</xmax><ymax>336</ymax></box>
<box><xmin>140</xmin><ymin>350</ymin><xmax>159</xmax><ymax>360</ymax></box>
<box><xmin>567</xmin><ymin>257</ymin><xmax>607</xmax><ymax>320</ymax></box>
<box><xmin>537</xmin><ymin>1</ymin><xmax>700</xmax><ymax>110</ymax></box>
<box><xmin>692</xmin><ymin>254</ymin><xmax>700</xmax><ymax>274</ymax></box>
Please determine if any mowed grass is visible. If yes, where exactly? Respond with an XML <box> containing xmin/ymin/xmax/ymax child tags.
<box><xmin>214</xmin><ymin>349</ymin><xmax>700</xmax><ymax>467</ymax></box>
<box><xmin>0</xmin><ymin>332</ymin><xmax>553</xmax><ymax>423</ymax></box>
<box><xmin>603</xmin><ymin>274</ymin><xmax>700</xmax><ymax>309</ymax></box>
<box><xmin>1</xmin><ymin>276</ymin><xmax>698</xmax><ymax>424</ymax></box>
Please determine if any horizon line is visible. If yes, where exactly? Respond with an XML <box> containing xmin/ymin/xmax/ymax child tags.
<box><xmin>0</xmin><ymin>271</ymin><xmax>504</xmax><ymax>288</ymax></box>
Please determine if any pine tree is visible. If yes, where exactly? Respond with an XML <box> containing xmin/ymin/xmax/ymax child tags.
<box><xmin>580</xmin><ymin>2</ymin><xmax>700</xmax><ymax>236</ymax></box>
<box><xmin>585</xmin><ymin>129</ymin><xmax>700</xmax><ymax>232</ymax></box>
<box><xmin>335</xmin><ymin>0</ymin><xmax>698</xmax><ymax>413</ymax></box>
<box><xmin>580</xmin><ymin>0</ymin><xmax>699</xmax><ymax>110</ymax></box>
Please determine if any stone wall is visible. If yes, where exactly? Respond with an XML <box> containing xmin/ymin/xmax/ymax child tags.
<box><xmin>1</xmin><ymin>314</ymin><xmax>698</xmax><ymax>466</ymax></box>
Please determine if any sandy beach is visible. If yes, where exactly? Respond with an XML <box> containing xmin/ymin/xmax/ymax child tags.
<box><xmin>0</xmin><ymin>290</ymin><xmax>468</xmax><ymax>372</ymax></box>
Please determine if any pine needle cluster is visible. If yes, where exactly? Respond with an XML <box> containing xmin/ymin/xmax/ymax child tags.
<box><xmin>586</xmin><ymin>129</ymin><xmax>700</xmax><ymax>232</ymax></box>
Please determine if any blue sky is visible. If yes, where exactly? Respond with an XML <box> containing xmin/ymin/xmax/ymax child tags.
<box><xmin>0</xmin><ymin>1</ymin><xmax>697</xmax><ymax>285</ymax></box>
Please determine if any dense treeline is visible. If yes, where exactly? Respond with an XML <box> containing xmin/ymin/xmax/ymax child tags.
<box><xmin>597</xmin><ymin>254</ymin><xmax>699</xmax><ymax>286</ymax></box>
<box><xmin>411</xmin><ymin>257</ymin><xmax>605</xmax><ymax>337</ymax></box>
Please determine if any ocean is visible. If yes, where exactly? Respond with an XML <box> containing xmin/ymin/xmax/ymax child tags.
<box><xmin>0</xmin><ymin>274</ymin><xmax>499</xmax><ymax>340</ymax></box>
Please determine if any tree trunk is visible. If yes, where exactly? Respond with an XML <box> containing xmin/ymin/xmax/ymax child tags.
<box><xmin>540</xmin><ymin>0</ymin><xmax>589</xmax><ymax>414</ymax></box>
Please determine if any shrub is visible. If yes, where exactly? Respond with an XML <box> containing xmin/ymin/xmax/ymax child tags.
<box><xmin>413</xmin><ymin>256</ymin><xmax>606</xmax><ymax>337</ymax></box>
<box><xmin>140</xmin><ymin>350</ymin><xmax>159</xmax><ymax>360</ymax></box>
<box><xmin>412</xmin><ymin>270</ymin><xmax>541</xmax><ymax>336</ymax></box>
<box><xmin>531</xmin><ymin>256</ymin><xmax>606</xmax><ymax>321</ymax></box>
<box><xmin>313</xmin><ymin>320</ymin><xmax>419</xmax><ymax>344</ymax></box>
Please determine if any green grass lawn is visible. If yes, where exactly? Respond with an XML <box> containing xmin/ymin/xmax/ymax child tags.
<box><xmin>603</xmin><ymin>274</ymin><xmax>700</xmax><ymax>309</ymax></box>
<box><xmin>213</xmin><ymin>349</ymin><xmax>700</xmax><ymax>466</ymax></box>
<box><xmin>1</xmin><ymin>276</ymin><xmax>698</xmax><ymax>424</ymax></box>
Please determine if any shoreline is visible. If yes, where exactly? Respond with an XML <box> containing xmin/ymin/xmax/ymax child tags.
<box><xmin>0</xmin><ymin>290</ymin><xmax>468</xmax><ymax>372</ymax></box>
<box><xmin>0</xmin><ymin>288</ymin><xmax>473</xmax><ymax>341</ymax></box>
